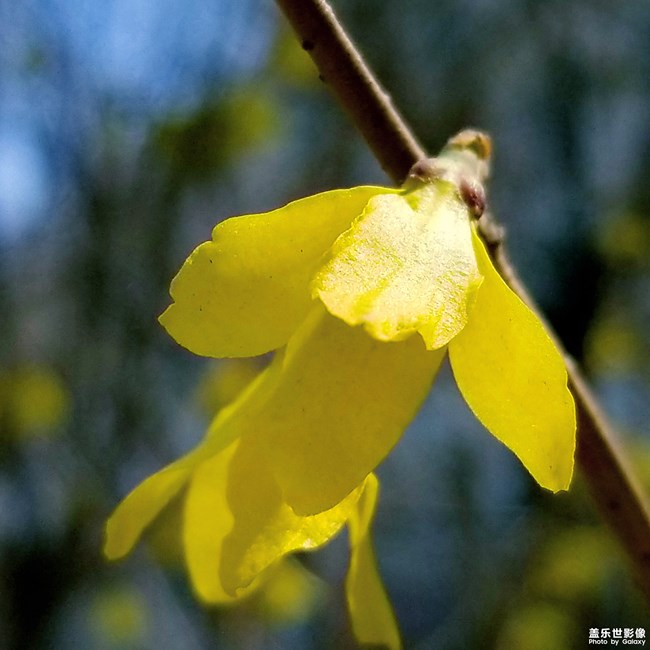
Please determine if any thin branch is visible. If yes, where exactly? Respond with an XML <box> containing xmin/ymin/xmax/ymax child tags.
<box><xmin>276</xmin><ymin>0</ymin><xmax>650</xmax><ymax>598</ymax></box>
<box><xmin>274</xmin><ymin>0</ymin><xmax>426</xmax><ymax>184</ymax></box>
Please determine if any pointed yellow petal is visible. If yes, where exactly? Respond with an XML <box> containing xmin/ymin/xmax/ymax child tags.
<box><xmin>160</xmin><ymin>187</ymin><xmax>392</xmax><ymax>358</ymax></box>
<box><xmin>183</xmin><ymin>441</ymin><xmax>241</xmax><ymax>603</ymax></box>
<box><xmin>346</xmin><ymin>474</ymin><xmax>401</xmax><ymax>650</ymax></box>
<box><xmin>219</xmin><ymin>433</ymin><xmax>364</xmax><ymax>596</ymax></box>
<box><xmin>258</xmin><ymin>306</ymin><xmax>444</xmax><ymax>515</ymax></box>
<box><xmin>314</xmin><ymin>182</ymin><xmax>482</xmax><ymax>350</ymax></box>
<box><xmin>104</xmin><ymin>461</ymin><xmax>192</xmax><ymax>560</ymax></box>
<box><xmin>104</xmin><ymin>355</ymin><xmax>282</xmax><ymax>563</ymax></box>
<box><xmin>448</xmin><ymin>229</ymin><xmax>575</xmax><ymax>491</ymax></box>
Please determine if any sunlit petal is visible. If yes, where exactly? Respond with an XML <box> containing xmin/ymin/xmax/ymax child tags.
<box><xmin>219</xmin><ymin>433</ymin><xmax>364</xmax><ymax>596</ymax></box>
<box><xmin>104</xmin><ymin>461</ymin><xmax>192</xmax><ymax>560</ymax></box>
<box><xmin>448</xmin><ymin>228</ymin><xmax>575</xmax><ymax>491</ymax></box>
<box><xmin>314</xmin><ymin>182</ymin><xmax>482</xmax><ymax>350</ymax></box>
<box><xmin>346</xmin><ymin>474</ymin><xmax>401</xmax><ymax>650</ymax></box>
<box><xmin>160</xmin><ymin>187</ymin><xmax>392</xmax><ymax>357</ymax></box>
<box><xmin>183</xmin><ymin>441</ymin><xmax>241</xmax><ymax>602</ymax></box>
<box><xmin>256</xmin><ymin>306</ymin><xmax>444</xmax><ymax>515</ymax></box>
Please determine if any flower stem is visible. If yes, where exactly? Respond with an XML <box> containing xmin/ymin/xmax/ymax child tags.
<box><xmin>275</xmin><ymin>0</ymin><xmax>650</xmax><ymax>598</ymax></box>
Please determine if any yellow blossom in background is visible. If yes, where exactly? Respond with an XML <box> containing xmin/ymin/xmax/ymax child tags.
<box><xmin>195</xmin><ymin>358</ymin><xmax>265</xmax><ymax>416</ymax></box>
<box><xmin>496</xmin><ymin>602</ymin><xmax>577</xmax><ymax>650</ymax></box>
<box><xmin>105</xmin><ymin>130</ymin><xmax>576</xmax><ymax>648</ymax></box>
<box><xmin>253</xmin><ymin>558</ymin><xmax>325</xmax><ymax>625</ymax></box>
<box><xmin>89</xmin><ymin>586</ymin><xmax>149</xmax><ymax>647</ymax></box>
<box><xmin>0</xmin><ymin>365</ymin><xmax>69</xmax><ymax>439</ymax></box>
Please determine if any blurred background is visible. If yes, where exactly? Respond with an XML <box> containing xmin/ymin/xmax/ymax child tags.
<box><xmin>2</xmin><ymin>0</ymin><xmax>650</xmax><ymax>648</ymax></box>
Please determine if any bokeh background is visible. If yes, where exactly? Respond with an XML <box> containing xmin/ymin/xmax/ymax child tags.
<box><xmin>2</xmin><ymin>0</ymin><xmax>650</xmax><ymax>648</ymax></box>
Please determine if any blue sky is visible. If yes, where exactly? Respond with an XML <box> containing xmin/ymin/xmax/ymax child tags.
<box><xmin>0</xmin><ymin>0</ymin><xmax>275</xmax><ymax>241</ymax></box>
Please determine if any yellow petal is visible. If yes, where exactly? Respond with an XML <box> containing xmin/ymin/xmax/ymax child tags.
<box><xmin>346</xmin><ymin>474</ymin><xmax>401</xmax><ymax>650</ymax></box>
<box><xmin>160</xmin><ymin>187</ymin><xmax>392</xmax><ymax>358</ymax></box>
<box><xmin>183</xmin><ymin>441</ymin><xmax>241</xmax><ymax>603</ymax></box>
<box><xmin>104</xmin><ymin>359</ymin><xmax>280</xmax><ymax>563</ymax></box>
<box><xmin>104</xmin><ymin>460</ymin><xmax>192</xmax><ymax>560</ymax></box>
<box><xmin>448</xmin><ymin>228</ymin><xmax>575</xmax><ymax>491</ymax></box>
<box><xmin>314</xmin><ymin>182</ymin><xmax>482</xmax><ymax>350</ymax></box>
<box><xmin>258</xmin><ymin>306</ymin><xmax>444</xmax><ymax>515</ymax></box>
<box><xmin>219</xmin><ymin>433</ymin><xmax>364</xmax><ymax>596</ymax></box>
<box><xmin>109</xmin><ymin>297</ymin><xmax>441</xmax><ymax>581</ymax></box>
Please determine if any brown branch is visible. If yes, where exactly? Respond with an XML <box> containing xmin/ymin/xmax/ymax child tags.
<box><xmin>275</xmin><ymin>0</ymin><xmax>650</xmax><ymax>598</ymax></box>
<box><xmin>274</xmin><ymin>0</ymin><xmax>426</xmax><ymax>184</ymax></box>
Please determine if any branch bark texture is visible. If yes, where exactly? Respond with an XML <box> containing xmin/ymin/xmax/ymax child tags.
<box><xmin>275</xmin><ymin>0</ymin><xmax>650</xmax><ymax>598</ymax></box>
<box><xmin>274</xmin><ymin>0</ymin><xmax>426</xmax><ymax>184</ymax></box>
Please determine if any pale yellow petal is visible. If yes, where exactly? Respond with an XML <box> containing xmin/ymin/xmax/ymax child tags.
<box><xmin>257</xmin><ymin>306</ymin><xmax>444</xmax><ymax>515</ymax></box>
<box><xmin>104</xmin><ymin>461</ymin><xmax>192</xmax><ymax>560</ymax></box>
<box><xmin>219</xmin><ymin>433</ymin><xmax>364</xmax><ymax>596</ymax></box>
<box><xmin>346</xmin><ymin>474</ymin><xmax>401</xmax><ymax>650</ymax></box>
<box><xmin>448</xmin><ymin>229</ymin><xmax>575</xmax><ymax>491</ymax></box>
<box><xmin>314</xmin><ymin>182</ymin><xmax>482</xmax><ymax>350</ymax></box>
<box><xmin>187</xmin><ymin>304</ymin><xmax>442</xmax><ymax>518</ymax></box>
<box><xmin>160</xmin><ymin>187</ymin><xmax>393</xmax><ymax>358</ymax></box>
<box><xmin>105</xmin><ymin>356</ymin><xmax>281</xmax><ymax>562</ymax></box>
<box><xmin>183</xmin><ymin>441</ymin><xmax>241</xmax><ymax>603</ymax></box>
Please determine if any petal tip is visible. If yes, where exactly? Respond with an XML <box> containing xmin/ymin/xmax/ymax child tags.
<box><xmin>103</xmin><ymin>519</ymin><xmax>131</xmax><ymax>562</ymax></box>
<box><xmin>541</xmin><ymin>460</ymin><xmax>575</xmax><ymax>494</ymax></box>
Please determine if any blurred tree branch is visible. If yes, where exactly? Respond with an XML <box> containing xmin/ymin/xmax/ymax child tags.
<box><xmin>275</xmin><ymin>0</ymin><xmax>650</xmax><ymax>598</ymax></box>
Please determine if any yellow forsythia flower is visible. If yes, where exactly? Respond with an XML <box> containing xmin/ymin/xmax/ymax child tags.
<box><xmin>105</xmin><ymin>131</ymin><xmax>575</xmax><ymax>649</ymax></box>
